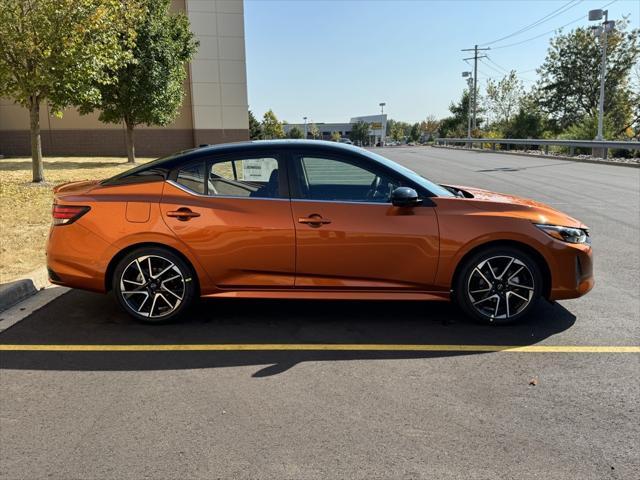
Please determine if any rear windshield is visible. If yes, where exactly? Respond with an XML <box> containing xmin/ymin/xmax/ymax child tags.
<box><xmin>101</xmin><ymin>148</ymin><xmax>200</xmax><ymax>185</ymax></box>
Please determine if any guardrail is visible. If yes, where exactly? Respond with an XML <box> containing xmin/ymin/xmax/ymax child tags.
<box><xmin>434</xmin><ymin>137</ymin><xmax>640</xmax><ymax>158</ymax></box>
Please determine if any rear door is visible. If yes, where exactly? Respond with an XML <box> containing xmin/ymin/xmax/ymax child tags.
<box><xmin>160</xmin><ymin>152</ymin><xmax>295</xmax><ymax>288</ymax></box>
<box><xmin>288</xmin><ymin>151</ymin><xmax>440</xmax><ymax>290</ymax></box>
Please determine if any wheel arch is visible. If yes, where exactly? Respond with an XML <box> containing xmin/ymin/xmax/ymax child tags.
<box><xmin>451</xmin><ymin>239</ymin><xmax>551</xmax><ymax>299</ymax></box>
<box><xmin>105</xmin><ymin>242</ymin><xmax>201</xmax><ymax>295</ymax></box>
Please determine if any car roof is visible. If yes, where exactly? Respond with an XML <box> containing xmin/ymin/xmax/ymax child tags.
<box><xmin>103</xmin><ymin>140</ymin><xmax>369</xmax><ymax>185</ymax></box>
<box><xmin>190</xmin><ymin>139</ymin><xmax>362</xmax><ymax>157</ymax></box>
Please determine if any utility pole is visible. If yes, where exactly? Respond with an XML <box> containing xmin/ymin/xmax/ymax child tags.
<box><xmin>462</xmin><ymin>72</ymin><xmax>472</xmax><ymax>140</ymax></box>
<box><xmin>589</xmin><ymin>8</ymin><xmax>615</xmax><ymax>142</ymax></box>
<box><xmin>303</xmin><ymin>116</ymin><xmax>308</xmax><ymax>139</ymax></box>
<box><xmin>462</xmin><ymin>44</ymin><xmax>489</xmax><ymax>132</ymax></box>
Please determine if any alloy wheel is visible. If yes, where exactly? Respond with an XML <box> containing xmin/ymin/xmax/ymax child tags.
<box><xmin>467</xmin><ymin>255</ymin><xmax>535</xmax><ymax>321</ymax></box>
<box><xmin>119</xmin><ymin>255</ymin><xmax>186</xmax><ymax>318</ymax></box>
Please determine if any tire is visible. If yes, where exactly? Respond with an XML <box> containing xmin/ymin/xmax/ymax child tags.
<box><xmin>113</xmin><ymin>246</ymin><xmax>197</xmax><ymax>324</ymax></box>
<box><xmin>454</xmin><ymin>246</ymin><xmax>543</xmax><ymax>325</ymax></box>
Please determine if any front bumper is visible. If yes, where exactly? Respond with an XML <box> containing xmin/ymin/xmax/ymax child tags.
<box><xmin>548</xmin><ymin>242</ymin><xmax>594</xmax><ymax>300</ymax></box>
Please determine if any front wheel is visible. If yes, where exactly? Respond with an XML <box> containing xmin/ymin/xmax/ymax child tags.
<box><xmin>113</xmin><ymin>247</ymin><xmax>196</xmax><ymax>324</ymax></box>
<box><xmin>454</xmin><ymin>246</ymin><xmax>543</xmax><ymax>324</ymax></box>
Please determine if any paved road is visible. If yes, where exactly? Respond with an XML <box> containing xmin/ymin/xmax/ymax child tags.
<box><xmin>1</xmin><ymin>147</ymin><xmax>639</xmax><ymax>479</ymax></box>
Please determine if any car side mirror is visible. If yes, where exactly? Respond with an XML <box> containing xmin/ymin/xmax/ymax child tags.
<box><xmin>391</xmin><ymin>187</ymin><xmax>422</xmax><ymax>207</ymax></box>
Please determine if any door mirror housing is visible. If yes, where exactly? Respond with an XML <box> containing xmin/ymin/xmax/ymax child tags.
<box><xmin>391</xmin><ymin>187</ymin><xmax>422</xmax><ymax>207</ymax></box>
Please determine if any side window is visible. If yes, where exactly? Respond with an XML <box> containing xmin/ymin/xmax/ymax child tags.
<box><xmin>296</xmin><ymin>156</ymin><xmax>402</xmax><ymax>202</ymax></box>
<box><xmin>208</xmin><ymin>157</ymin><xmax>282</xmax><ymax>198</ymax></box>
<box><xmin>176</xmin><ymin>162</ymin><xmax>206</xmax><ymax>194</ymax></box>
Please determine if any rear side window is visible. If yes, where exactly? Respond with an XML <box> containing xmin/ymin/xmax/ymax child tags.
<box><xmin>176</xmin><ymin>162</ymin><xmax>206</xmax><ymax>194</ymax></box>
<box><xmin>173</xmin><ymin>157</ymin><xmax>284</xmax><ymax>198</ymax></box>
<box><xmin>209</xmin><ymin>157</ymin><xmax>282</xmax><ymax>198</ymax></box>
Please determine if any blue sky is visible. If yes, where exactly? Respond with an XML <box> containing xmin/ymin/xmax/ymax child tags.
<box><xmin>244</xmin><ymin>0</ymin><xmax>638</xmax><ymax>124</ymax></box>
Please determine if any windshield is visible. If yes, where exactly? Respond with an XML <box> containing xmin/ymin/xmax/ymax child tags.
<box><xmin>359</xmin><ymin>148</ymin><xmax>455</xmax><ymax>197</ymax></box>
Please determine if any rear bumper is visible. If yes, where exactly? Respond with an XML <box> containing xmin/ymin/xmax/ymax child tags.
<box><xmin>46</xmin><ymin>222</ymin><xmax>111</xmax><ymax>292</ymax></box>
<box><xmin>548</xmin><ymin>243</ymin><xmax>594</xmax><ymax>300</ymax></box>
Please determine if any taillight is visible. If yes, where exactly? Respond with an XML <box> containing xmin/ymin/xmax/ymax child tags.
<box><xmin>52</xmin><ymin>204</ymin><xmax>90</xmax><ymax>225</ymax></box>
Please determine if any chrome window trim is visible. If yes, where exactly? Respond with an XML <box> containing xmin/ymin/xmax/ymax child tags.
<box><xmin>168</xmin><ymin>180</ymin><xmax>419</xmax><ymax>206</ymax></box>
<box><xmin>165</xmin><ymin>180</ymin><xmax>290</xmax><ymax>202</ymax></box>
<box><xmin>291</xmin><ymin>198</ymin><xmax>393</xmax><ymax>206</ymax></box>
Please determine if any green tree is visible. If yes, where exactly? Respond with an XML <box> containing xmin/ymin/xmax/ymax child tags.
<box><xmin>391</xmin><ymin>124</ymin><xmax>404</xmax><ymax>142</ymax></box>
<box><xmin>504</xmin><ymin>108</ymin><xmax>545</xmax><ymax>139</ymax></box>
<box><xmin>420</xmin><ymin>115</ymin><xmax>441</xmax><ymax>140</ymax></box>
<box><xmin>439</xmin><ymin>89</ymin><xmax>484</xmax><ymax>137</ymax></box>
<box><xmin>261</xmin><ymin>109</ymin><xmax>285</xmax><ymax>139</ymax></box>
<box><xmin>485</xmin><ymin>70</ymin><xmax>524</xmax><ymax>126</ymax></box>
<box><xmin>288</xmin><ymin>126</ymin><xmax>303</xmax><ymax>139</ymax></box>
<box><xmin>0</xmin><ymin>0</ymin><xmax>140</xmax><ymax>181</ymax></box>
<box><xmin>248</xmin><ymin>109</ymin><xmax>262</xmax><ymax>139</ymax></box>
<box><xmin>350</xmin><ymin>121</ymin><xmax>369</xmax><ymax>145</ymax></box>
<box><xmin>535</xmin><ymin>20</ymin><xmax>639</xmax><ymax>135</ymax></box>
<box><xmin>409</xmin><ymin>123</ymin><xmax>421</xmax><ymax>142</ymax></box>
<box><xmin>80</xmin><ymin>0</ymin><xmax>197</xmax><ymax>163</ymax></box>
<box><xmin>309</xmin><ymin>122</ymin><xmax>320</xmax><ymax>139</ymax></box>
<box><xmin>330</xmin><ymin>131</ymin><xmax>341</xmax><ymax>142</ymax></box>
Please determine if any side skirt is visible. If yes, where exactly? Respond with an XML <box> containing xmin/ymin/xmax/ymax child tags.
<box><xmin>202</xmin><ymin>290</ymin><xmax>450</xmax><ymax>301</ymax></box>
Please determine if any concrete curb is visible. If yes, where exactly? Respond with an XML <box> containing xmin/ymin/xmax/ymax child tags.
<box><xmin>0</xmin><ymin>266</ymin><xmax>50</xmax><ymax>313</ymax></box>
<box><xmin>431</xmin><ymin>145</ymin><xmax>640</xmax><ymax>168</ymax></box>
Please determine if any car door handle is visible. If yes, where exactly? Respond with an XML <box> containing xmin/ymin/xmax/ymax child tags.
<box><xmin>298</xmin><ymin>214</ymin><xmax>331</xmax><ymax>226</ymax></box>
<box><xmin>167</xmin><ymin>208</ymin><xmax>200</xmax><ymax>221</ymax></box>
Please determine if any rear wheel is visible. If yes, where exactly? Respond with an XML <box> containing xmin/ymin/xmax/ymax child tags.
<box><xmin>454</xmin><ymin>246</ymin><xmax>543</xmax><ymax>324</ymax></box>
<box><xmin>113</xmin><ymin>247</ymin><xmax>196</xmax><ymax>324</ymax></box>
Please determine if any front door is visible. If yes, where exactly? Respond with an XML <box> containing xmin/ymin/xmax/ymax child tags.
<box><xmin>161</xmin><ymin>153</ymin><xmax>295</xmax><ymax>288</ymax></box>
<box><xmin>288</xmin><ymin>153</ymin><xmax>439</xmax><ymax>290</ymax></box>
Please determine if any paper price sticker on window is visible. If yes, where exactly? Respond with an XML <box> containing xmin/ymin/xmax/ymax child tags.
<box><xmin>243</xmin><ymin>158</ymin><xmax>278</xmax><ymax>181</ymax></box>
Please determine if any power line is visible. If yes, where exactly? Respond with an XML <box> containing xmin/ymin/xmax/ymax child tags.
<box><xmin>484</xmin><ymin>57</ymin><xmax>511</xmax><ymax>74</ymax></box>
<box><xmin>480</xmin><ymin>58</ymin><xmax>508</xmax><ymax>76</ymax></box>
<box><xmin>491</xmin><ymin>0</ymin><xmax>617</xmax><ymax>50</ymax></box>
<box><xmin>480</xmin><ymin>0</ymin><xmax>583</xmax><ymax>47</ymax></box>
<box><xmin>484</xmin><ymin>57</ymin><xmax>536</xmax><ymax>81</ymax></box>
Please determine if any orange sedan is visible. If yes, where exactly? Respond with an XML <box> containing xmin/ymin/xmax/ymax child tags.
<box><xmin>46</xmin><ymin>140</ymin><xmax>593</xmax><ymax>324</ymax></box>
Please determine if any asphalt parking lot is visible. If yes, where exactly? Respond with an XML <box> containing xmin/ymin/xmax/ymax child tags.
<box><xmin>1</xmin><ymin>147</ymin><xmax>639</xmax><ymax>479</ymax></box>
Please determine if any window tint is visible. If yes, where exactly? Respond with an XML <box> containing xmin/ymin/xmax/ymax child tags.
<box><xmin>297</xmin><ymin>156</ymin><xmax>403</xmax><ymax>203</ymax></box>
<box><xmin>209</xmin><ymin>157</ymin><xmax>282</xmax><ymax>198</ymax></box>
<box><xmin>176</xmin><ymin>162</ymin><xmax>206</xmax><ymax>194</ymax></box>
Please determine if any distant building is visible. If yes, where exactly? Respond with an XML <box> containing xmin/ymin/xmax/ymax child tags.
<box><xmin>0</xmin><ymin>0</ymin><xmax>249</xmax><ymax>157</ymax></box>
<box><xmin>284</xmin><ymin>114</ymin><xmax>387</xmax><ymax>145</ymax></box>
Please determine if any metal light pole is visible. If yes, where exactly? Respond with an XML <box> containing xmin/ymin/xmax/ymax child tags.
<box><xmin>303</xmin><ymin>116</ymin><xmax>308</xmax><ymax>139</ymax></box>
<box><xmin>589</xmin><ymin>9</ymin><xmax>615</xmax><ymax>142</ymax></box>
<box><xmin>462</xmin><ymin>72</ymin><xmax>473</xmax><ymax>140</ymax></box>
<box><xmin>379</xmin><ymin>102</ymin><xmax>386</xmax><ymax>145</ymax></box>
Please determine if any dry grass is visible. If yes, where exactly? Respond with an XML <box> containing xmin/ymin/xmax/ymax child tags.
<box><xmin>0</xmin><ymin>156</ymin><xmax>153</xmax><ymax>282</ymax></box>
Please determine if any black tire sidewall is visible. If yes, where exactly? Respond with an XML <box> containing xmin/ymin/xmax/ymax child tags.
<box><xmin>113</xmin><ymin>247</ymin><xmax>196</xmax><ymax>324</ymax></box>
<box><xmin>455</xmin><ymin>246</ymin><xmax>543</xmax><ymax>325</ymax></box>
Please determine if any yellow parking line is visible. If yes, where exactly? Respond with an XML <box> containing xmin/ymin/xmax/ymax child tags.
<box><xmin>0</xmin><ymin>344</ymin><xmax>638</xmax><ymax>353</ymax></box>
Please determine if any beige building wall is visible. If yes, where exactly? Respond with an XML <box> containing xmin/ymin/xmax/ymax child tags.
<box><xmin>0</xmin><ymin>0</ymin><xmax>248</xmax><ymax>156</ymax></box>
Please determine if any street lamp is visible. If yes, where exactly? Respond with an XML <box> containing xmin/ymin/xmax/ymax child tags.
<box><xmin>462</xmin><ymin>72</ymin><xmax>473</xmax><ymax>140</ymax></box>
<box><xmin>378</xmin><ymin>103</ymin><xmax>386</xmax><ymax>145</ymax></box>
<box><xmin>303</xmin><ymin>116</ymin><xmax>308</xmax><ymax>139</ymax></box>
<box><xmin>589</xmin><ymin>9</ymin><xmax>615</xmax><ymax>143</ymax></box>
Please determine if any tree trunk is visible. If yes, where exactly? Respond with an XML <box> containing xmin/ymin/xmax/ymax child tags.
<box><xmin>125</xmin><ymin>121</ymin><xmax>136</xmax><ymax>163</ymax></box>
<box><xmin>29</xmin><ymin>97</ymin><xmax>44</xmax><ymax>183</ymax></box>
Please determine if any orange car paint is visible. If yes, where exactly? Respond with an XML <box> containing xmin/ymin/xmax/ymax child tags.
<box><xmin>47</xmin><ymin>160</ymin><xmax>593</xmax><ymax>304</ymax></box>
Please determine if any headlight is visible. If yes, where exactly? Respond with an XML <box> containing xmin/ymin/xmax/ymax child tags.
<box><xmin>535</xmin><ymin>224</ymin><xmax>590</xmax><ymax>244</ymax></box>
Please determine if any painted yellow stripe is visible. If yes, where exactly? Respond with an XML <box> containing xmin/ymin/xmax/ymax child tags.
<box><xmin>0</xmin><ymin>344</ymin><xmax>638</xmax><ymax>353</ymax></box>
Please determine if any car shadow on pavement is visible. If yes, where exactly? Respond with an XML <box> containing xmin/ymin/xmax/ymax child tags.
<box><xmin>0</xmin><ymin>290</ymin><xmax>576</xmax><ymax>377</ymax></box>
